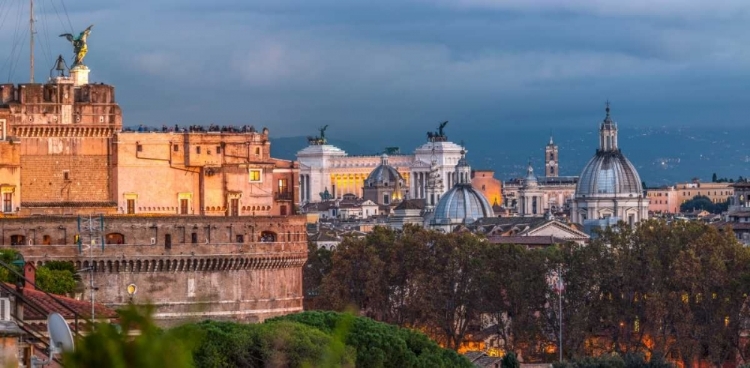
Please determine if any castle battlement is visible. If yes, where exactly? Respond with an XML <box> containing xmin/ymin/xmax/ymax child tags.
<box><xmin>5</xmin><ymin>214</ymin><xmax>307</xmax><ymax>324</ymax></box>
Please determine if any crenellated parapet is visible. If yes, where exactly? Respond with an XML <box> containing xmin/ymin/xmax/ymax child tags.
<box><xmin>2</xmin><ymin>215</ymin><xmax>308</xmax><ymax>324</ymax></box>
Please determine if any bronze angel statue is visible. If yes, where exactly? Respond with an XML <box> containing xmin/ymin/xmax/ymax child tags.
<box><xmin>60</xmin><ymin>25</ymin><xmax>93</xmax><ymax>67</ymax></box>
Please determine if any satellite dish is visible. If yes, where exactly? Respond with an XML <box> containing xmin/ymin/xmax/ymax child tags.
<box><xmin>32</xmin><ymin>313</ymin><xmax>74</xmax><ymax>367</ymax></box>
<box><xmin>47</xmin><ymin>312</ymin><xmax>74</xmax><ymax>354</ymax></box>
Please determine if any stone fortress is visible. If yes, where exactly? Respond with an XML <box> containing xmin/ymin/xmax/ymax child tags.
<box><xmin>0</xmin><ymin>40</ymin><xmax>306</xmax><ymax>324</ymax></box>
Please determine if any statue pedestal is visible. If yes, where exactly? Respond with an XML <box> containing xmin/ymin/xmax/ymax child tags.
<box><xmin>70</xmin><ymin>65</ymin><xmax>89</xmax><ymax>87</ymax></box>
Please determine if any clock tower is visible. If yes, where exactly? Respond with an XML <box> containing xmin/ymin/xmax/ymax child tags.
<box><xmin>545</xmin><ymin>136</ymin><xmax>558</xmax><ymax>177</ymax></box>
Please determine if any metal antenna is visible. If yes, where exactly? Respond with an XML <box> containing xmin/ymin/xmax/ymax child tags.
<box><xmin>30</xmin><ymin>0</ymin><xmax>35</xmax><ymax>82</ymax></box>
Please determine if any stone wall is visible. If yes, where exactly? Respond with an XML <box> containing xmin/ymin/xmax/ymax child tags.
<box><xmin>3</xmin><ymin>215</ymin><xmax>307</xmax><ymax>324</ymax></box>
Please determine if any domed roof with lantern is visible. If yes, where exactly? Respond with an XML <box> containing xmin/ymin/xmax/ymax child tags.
<box><xmin>432</xmin><ymin>148</ymin><xmax>493</xmax><ymax>227</ymax></box>
<box><xmin>575</xmin><ymin>103</ymin><xmax>643</xmax><ymax>198</ymax></box>
<box><xmin>365</xmin><ymin>154</ymin><xmax>404</xmax><ymax>187</ymax></box>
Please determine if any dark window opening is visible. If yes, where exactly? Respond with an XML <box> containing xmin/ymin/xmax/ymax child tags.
<box><xmin>191</xmin><ymin>232</ymin><xmax>198</xmax><ymax>244</ymax></box>
<box><xmin>280</xmin><ymin>205</ymin><xmax>287</xmax><ymax>216</ymax></box>
<box><xmin>236</xmin><ymin>234</ymin><xmax>244</xmax><ymax>243</ymax></box>
<box><xmin>173</xmin><ymin>144</ymin><xmax>179</xmax><ymax>152</ymax></box>
<box><xmin>127</xmin><ymin>199</ymin><xmax>135</xmax><ymax>214</ymax></box>
<box><xmin>106</xmin><ymin>233</ymin><xmax>125</xmax><ymax>245</ymax></box>
<box><xmin>260</xmin><ymin>231</ymin><xmax>276</xmax><ymax>242</ymax></box>
<box><xmin>3</xmin><ymin>193</ymin><xmax>11</xmax><ymax>213</ymax></box>
<box><xmin>42</xmin><ymin>235</ymin><xmax>51</xmax><ymax>245</ymax></box>
<box><xmin>230</xmin><ymin>198</ymin><xmax>239</xmax><ymax>217</ymax></box>
<box><xmin>136</xmin><ymin>143</ymin><xmax>143</xmax><ymax>152</ymax></box>
<box><xmin>63</xmin><ymin>171</ymin><xmax>70</xmax><ymax>180</ymax></box>
<box><xmin>165</xmin><ymin>234</ymin><xmax>172</xmax><ymax>250</ymax></box>
<box><xmin>10</xmin><ymin>235</ymin><xmax>25</xmax><ymax>246</ymax></box>
<box><xmin>196</xmin><ymin>146</ymin><xmax>201</xmax><ymax>154</ymax></box>
<box><xmin>216</xmin><ymin>146</ymin><xmax>222</xmax><ymax>154</ymax></box>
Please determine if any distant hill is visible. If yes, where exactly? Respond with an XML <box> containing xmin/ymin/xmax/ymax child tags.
<box><xmin>271</xmin><ymin>127</ymin><xmax>750</xmax><ymax>186</ymax></box>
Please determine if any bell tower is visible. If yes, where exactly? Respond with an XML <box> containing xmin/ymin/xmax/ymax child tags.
<box><xmin>545</xmin><ymin>136</ymin><xmax>558</xmax><ymax>177</ymax></box>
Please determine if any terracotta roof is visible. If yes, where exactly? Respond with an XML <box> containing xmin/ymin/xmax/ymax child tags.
<box><xmin>8</xmin><ymin>284</ymin><xmax>118</xmax><ymax>321</ymax></box>
<box><xmin>713</xmin><ymin>222</ymin><xmax>750</xmax><ymax>230</ymax></box>
<box><xmin>488</xmin><ymin>235</ymin><xmax>567</xmax><ymax>246</ymax></box>
<box><xmin>394</xmin><ymin>199</ymin><xmax>424</xmax><ymax>210</ymax></box>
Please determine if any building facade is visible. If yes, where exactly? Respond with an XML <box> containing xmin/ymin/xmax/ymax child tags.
<box><xmin>115</xmin><ymin>130</ymin><xmax>298</xmax><ymax>217</ymax></box>
<box><xmin>0</xmin><ymin>60</ymin><xmax>306</xmax><ymax>324</ymax></box>
<box><xmin>6</xmin><ymin>215</ymin><xmax>307</xmax><ymax>324</ymax></box>
<box><xmin>503</xmin><ymin>138</ymin><xmax>577</xmax><ymax>215</ymax></box>
<box><xmin>647</xmin><ymin>182</ymin><xmax>733</xmax><ymax>214</ymax></box>
<box><xmin>297</xmin><ymin>127</ymin><xmax>482</xmax><ymax>205</ymax></box>
<box><xmin>471</xmin><ymin>169</ymin><xmax>502</xmax><ymax>207</ymax></box>
<box><xmin>646</xmin><ymin>186</ymin><xmax>680</xmax><ymax>214</ymax></box>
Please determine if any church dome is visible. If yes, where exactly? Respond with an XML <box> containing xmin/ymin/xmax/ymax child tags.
<box><xmin>575</xmin><ymin>151</ymin><xmax>643</xmax><ymax>196</ymax></box>
<box><xmin>365</xmin><ymin>154</ymin><xmax>404</xmax><ymax>187</ymax></box>
<box><xmin>432</xmin><ymin>149</ymin><xmax>493</xmax><ymax>225</ymax></box>
<box><xmin>575</xmin><ymin>103</ymin><xmax>643</xmax><ymax>197</ymax></box>
<box><xmin>433</xmin><ymin>185</ymin><xmax>494</xmax><ymax>225</ymax></box>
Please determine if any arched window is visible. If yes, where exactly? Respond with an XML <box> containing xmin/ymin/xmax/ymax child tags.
<box><xmin>260</xmin><ymin>231</ymin><xmax>277</xmax><ymax>242</ymax></box>
<box><xmin>106</xmin><ymin>233</ymin><xmax>125</xmax><ymax>245</ymax></box>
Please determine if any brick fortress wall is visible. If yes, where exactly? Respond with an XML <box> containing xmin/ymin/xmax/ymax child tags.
<box><xmin>4</xmin><ymin>215</ymin><xmax>307</xmax><ymax>325</ymax></box>
<box><xmin>0</xmin><ymin>82</ymin><xmax>121</xmax><ymax>214</ymax></box>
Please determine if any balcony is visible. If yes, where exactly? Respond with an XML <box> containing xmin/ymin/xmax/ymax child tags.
<box><xmin>274</xmin><ymin>191</ymin><xmax>294</xmax><ymax>201</ymax></box>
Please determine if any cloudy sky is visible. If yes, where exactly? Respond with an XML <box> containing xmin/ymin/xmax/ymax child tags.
<box><xmin>2</xmin><ymin>0</ymin><xmax>750</xmax><ymax>143</ymax></box>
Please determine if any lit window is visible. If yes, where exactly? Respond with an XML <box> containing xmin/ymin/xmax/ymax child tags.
<box><xmin>249</xmin><ymin>169</ymin><xmax>262</xmax><ymax>182</ymax></box>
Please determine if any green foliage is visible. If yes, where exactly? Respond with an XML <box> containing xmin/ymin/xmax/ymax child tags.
<box><xmin>178</xmin><ymin>311</ymin><xmax>468</xmax><ymax>368</ymax></box>
<box><xmin>273</xmin><ymin>311</ymin><xmax>473</xmax><ymax>368</ymax></box>
<box><xmin>35</xmin><ymin>267</ymin><xmax>77</xmax><ymax>295</ymax></box>
<box><xmin>63</xmin><ymin>305</ymin><xmax>196</xmax><ymax>368</ymax></box>
<box><xmin>42</xmin><ymin>260</ymin><xmax>76</xmax><ymax>273</ymax></box>
<box><xmin>679</xmin><ymin>195</ymin><xmax>728</xmax><ymax>213</ymax></box>
<box><xmin>0</xmin><ymin>248</ymin><xmax>21</xmax><ymax>283</ymax></box>
<box><xmin>312</xmin><ymin>221</ymin><xmax>750</xmax><ymax>365</ymax></box>
<box><xmin>501</xmin><ymin>352</ymin><xmax>520</xmax><ymax>368</ymax></box>
<box><xmin>179</xmin><ymin>319</ymin><xmax>351</xmax><ymax>368</ymax></box>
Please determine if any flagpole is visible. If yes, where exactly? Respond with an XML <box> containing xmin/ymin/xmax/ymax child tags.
<box><xmin>558</xmin><ymin>265</ymin><xmax>563</xmax><ymax>363</ymax></box>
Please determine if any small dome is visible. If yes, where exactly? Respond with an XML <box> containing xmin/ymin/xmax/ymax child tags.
<box><xmin>523</xmin><ymin>163</ymin><xmax>538</xmax><ymax>187</ymax></box>
<box><xmin>575</xmin><ymin>150</ymin><xmax>643</xmax><ymax>196</ymax></box>
<box><xmin>365</xmin><ymin>154</ymin><xmax>404</xmax><ymax>186</ymax></box>
<box><xmin>433</xmin><ymin>185</ymin><xmax>493</xmax><ymax>225</ymax></box>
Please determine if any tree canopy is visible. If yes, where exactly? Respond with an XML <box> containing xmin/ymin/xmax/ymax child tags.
<box><xmin>309</xmin><ymin>222</ymin><xmax>750</xmax><ymax>366</ymax></box>
<box><xmin>679</xmin><ymin>195</ymin><xmax>728</xmax><ymax>214</ymax></box>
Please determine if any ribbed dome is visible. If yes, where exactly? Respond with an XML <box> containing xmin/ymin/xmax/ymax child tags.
<box><xmin>365</xmin><ymin>154</ymin><xmax>404</xmax><ymax>186</ymax></box>
<box><xmin>433</xmin><ymin>185</ymin><xmax>493</xmax><ymax>225</ymax></box>
<box><xmin>575</xmin><ymin>150</ymin><xmax>643</xmax><ymax>196</ymax></box>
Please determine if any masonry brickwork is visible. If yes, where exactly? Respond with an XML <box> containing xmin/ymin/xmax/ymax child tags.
<box><xmin>5</xmin><ymin>215</ymin><xmax>307</xmax><ymax>324</ymax></box>
<box><xmin>0</xmin><ymin>71</ymin><xmax>303</xmax><ymax>325</ymax></box>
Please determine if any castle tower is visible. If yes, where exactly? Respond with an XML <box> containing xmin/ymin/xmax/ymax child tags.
<box><xmin>545</xmin><ymin>136</ymin><xmax>558</xmax><ymax>177</ymax></box>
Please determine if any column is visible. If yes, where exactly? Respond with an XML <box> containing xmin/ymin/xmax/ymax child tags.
<box><xmin>300</xmin><ymin>175</ymin><xmax>306</xmax><ymax>202</ymax></box>
<box><xmin>306</xmin><ymin>175</ymin><xmax>311</xmax><ymax>202</ymax></box>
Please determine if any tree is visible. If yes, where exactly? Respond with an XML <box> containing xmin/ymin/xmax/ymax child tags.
<box><xmin>63</xmin><ymin>305</ymin><xmax>196</xmax><ymax>368</ymax></box>
<box><xmin>274</xmin><ymin>311</ymin><xmax>472</xmax><ymax>368</ymax></box>
<box><xmin>0</xmin><ymin>248</ymin><xmax>21</xmax><ymax>283</ymax></box>
<box><xmin>713</xmin><ymin>173</ymin><xmax>718</xmax><ymax>182</ymax></box>
<box><xmin>36</xmin><ymin>267</ymin><xmax>77</xmax><ymax>295</ymax></box>
<box><xmin>679</xmin><ymin>195</ymin><xmax>728</xmax><ymax>214</ymax></box>
<box><xmin>502</xmin><ymin>351</ymin><xmax>520</xmax><ymax>368</ymax></box>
